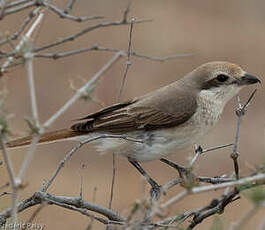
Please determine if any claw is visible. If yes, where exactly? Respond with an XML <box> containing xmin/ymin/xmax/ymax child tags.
<box><xmin>150</xmin><ymin>184</ymin><xmax>163</xmax><ymax>200</ymax></box>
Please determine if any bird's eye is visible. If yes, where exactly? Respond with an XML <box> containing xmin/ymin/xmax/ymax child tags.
<box><xmin>216</xmin><ymin>74</ymin><xmax>229</xmax><ymax>82</ymax></box>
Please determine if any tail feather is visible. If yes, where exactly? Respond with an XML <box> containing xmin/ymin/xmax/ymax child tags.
<box><xmin>6</xmin><ymin>129</ymin><xmax>80</xmax><ymax>149</ymax></box>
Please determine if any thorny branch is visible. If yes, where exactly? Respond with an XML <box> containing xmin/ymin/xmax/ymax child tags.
<box><xmin>231</xmin><ymin>89</ymin><xmax>257</xmax><ymax>180</ymax></box>
<box><xmin>0</xmin><ymin>1</ymin><xmax>263</xmax><ymax>229</ymax></box>
<box><xmin>0</xmin><ymin>5</ymin><xmax>42</xmax><ymax>47</ymax></box>
<box><xmin>186</xmin><ymin>188</ymin><xmax>240</xmax><ymax>230</ymax></box>
<box><xmin>64</xmin><ymin>0</ymin><xmax>76</xmax><ymax>14</ymax></box>
<box><xmin>0</xmin><ymin>192</ymin><xmax>126</xmax><ymax>226</ymax></box>
<box><xmin>153</xmin><ymin>90</ymin><xmax>261</xmax><ymax>228</ymax></box>
<box><xmin>33</xmin><ymin>19</ymin><xmax>151</xmax><ymax>54</ymax></box>
<box><xmin>41</xmin><ymin>1</ymin><xmax>103</xmax><ymax>22</ymax></box>
<box><xmin>0</xmin><ymin>136</ymin><xmax>18</xmax><ymax>225</ymax></box>
<box><xmin>108</xmin><ymin>16</ymin><xmax>136</xmax><ymax>212</ymax></box>
<box><xmin>0</xmin><ymin>0</ymin><xmax>102</xmax><ymax>21</ymax></box>
<box><xmin>0</xmin><ymin>12</ymin><xmax>44</xmax><ymax>227</ymax></box>
<box><xmin>116</xmin><ymin>18</ymin><xmax>135</xmax><ymax>100</ymax></box>
<box><xmin>1</xmin><ymin>1</ymin><xmax>35</xmax><ymax>18</ymax></box>
<box><xmin>0</xmin><ymin>0</ymin><xmax>101</xmax><ymax>47</ymax></box>
<box><xmin>42</xmin><ymin>51</ymin><xmax>122</xmax><ymax>129</ymax></box>
<box><xmin>34</xmin><ymin>45</ymin><xmax>192</xmax><ymax>62</ymax></box>
<box><xmin>1</xmin><ymin>172</ymin><xmax>264</xmax><ymax>228</ymax></box>
<box><xmin>0</xmin><ymin>12</ymin><xmax>44</xmax><ymax>74</ymax></box>
<box><xmin>41</xmin><ymin>135</ymin><xmax>143</xmax><ymax>192</ymax></box>
<box><xmin>1</xmin><ymin>5</ymin><xmax>125</xmax><ymax>225</ymax></box>
<box><xmin>0</xmin><ymin>182</ymin><xmax>9</xmax><ymax>191</ymax></box>
<box><xmin>0</xmin><ymin>1</ymin><xmax>191</xmax><ymax>74</ymax></box>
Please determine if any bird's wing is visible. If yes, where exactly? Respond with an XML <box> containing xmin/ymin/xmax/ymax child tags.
<box><xmin>71</xmin><ymin>84</ymin><xmax>197</xmax><ymax>134</ymax></box>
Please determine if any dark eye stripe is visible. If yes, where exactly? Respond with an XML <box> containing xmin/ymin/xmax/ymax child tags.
<box><xmin>201</xmin><ymin>78</ymin><xmax>220</xmax><ymax>90</ymax></box>
<box><xmin>201</xmin><ymin>77</ymin><xmax>229</xmax><ymax>90</ymax></box>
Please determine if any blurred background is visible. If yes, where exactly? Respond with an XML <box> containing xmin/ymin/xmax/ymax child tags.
<box><xmin>1</xmin><ymin>0</ymin><xmax>265</xmax><ymax>229</ymax></box>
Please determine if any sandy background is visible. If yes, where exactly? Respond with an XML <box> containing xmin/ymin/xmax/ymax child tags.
<box><xmin>1</xmin><ymin>0</ymin><xmax>265</xmax><ymax>229</ymax></box>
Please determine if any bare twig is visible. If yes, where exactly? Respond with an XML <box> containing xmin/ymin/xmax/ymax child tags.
<box><xmin>161</xmin><ymin>172</ymin><xmax>265</xmax><ymax>210</ymax></box>
<box><xmin>0</xmin><ymin>2</ymin><xmax>261</xmax><ymax>228</ymax></box>
<box><xmin>186</xmin><ymin>190</ymin><xmax>239</xmax><ymax>229</ymax></box>
<box><xmin>0</xmin><ymin>0</ymin><xmax>10</xmax><ymax>19</ymax></box>
<box><xmin>41</xmin><ymin>134</ymin><xmax>143</xmax><ymax>192</ymax></box>
<box><xmin>17</xmin><ymin>134</ymin><xmax>40</xmax><ymax>180</ymax></box>
<box><xmin>0</xmin><ymin>191</ymin><xmax>11</xmax><ymax>198</ymax></box>
<box><xmin>0</xmin><ymin>1</ymin><xmax>103</xmax><ymax>48</ymax></box>
<box><xmin>231</xmin><ymin>89</ymin><xmax>257</xmax><ymax>180</ymax></box>
<box><xmin>161</xmin><ymin>144</ymin><xmax>234</xmax><ymax>190</ymax></box>
<box><xmin>15</xmin><ymin>13</ymin><xmax>44</xmax><ymax>181</ymax></box>
<box><xmin>1</xmin><ymin>0</ymin><xmax>101</xmax><ymax>21</ymax></box>
<box><xmin>34</xmin><ymin>45</ymin><xmax>193</xmax><ymax>62</ymax></box>
<box><xmin>1</xmin><ymin>1</ymin><xmax>35</xmax><ymax>18</ymax></box>
<box><xmin>1</xmin><ymin>14</ymin><xmax>43</xmax><ymax>226</ymax></box>
<box><xmin>33</xmin><ymin>19</ymin><xmax>151</xmax><ymax>53</ymax></box>
<box><xmin>5</xmin><ymin>0</ymin><xmax>32</xmax><ymax>9</ymax></box>
<box><xmin>0</xmin><ymin>192</ymin><xmax>126</xmax><ymax>225</ymax></box>
<box><xmin>43</xmin><ymin>196</ymin><xmax>109</xmax><ymax>224</ymax></box>
<box><xmin>154</xmin><ymin>214</ymin><xmax>187</xmax><ymax>229</ymax></box>
<box><xmin>0</xmin><ymin>182</ymin><xmax>9</xmax><ymax>190</ymax></box>
<box><xmin>122</xmin><ymin>0</ymin><xmax>131</xmax><ymax>23</ymax></box>
<box><xmin>0</xmin><ymin>136</ymin><xmax>18</xmax><ymax>225</ymax></box>
<box><xmin>107</xmin><ymin>17</ymin><xmax>136</xmax><ymax>212</ymax></box>
<box><xmin>41</xmin><ymin>1</ymin><xmax>103</xmax><ymax>22</ymax></box>
<box><xmin>0</xmin><ymin>13</ymin><xmax>44</xmax><ymax>74</ymax></box>
<box><xmin>42</xmin><ymin>52</ymin><xmax>122</xmax><ymax>129</ymax></box>
<box><xmin>126</xmin><ymin>52</ymin><xmax>193</xmax><ymax>62</ymax></box>
<box><xmin>162</xmin><ymin>178</ymin><xmax>182</xmax><ymax>190</ymax></box>
<box><xmin>0</xmin><ymin>6</ymin><xmax>42</xmax><ymax>47</ymax></box>
<box><xmin>188</xmin><ymin>143</ymin><xmax>233</xmax><ymax>169</ymax></box>
<box><xmin>116</xmin><ymin>18</ymin><xmax>135</xmax><ymax>100</ymax></box>
<box><xmin>64</xmin><ymin>0</ymin><xmax>76</xmax><ymax>14</ymax></box>
<box><xmin>231</xmin><ymin>95</ymin><xmax>243</xmax><ymax>180</ymax></box>
<box><xmin>201</xmin><ymin>143</ymin><xmax>233</xmax><ymax>154</ymax></box>
<box><xmin>192</xmin><ymin>173</ymin><xmax>265</xmax><ymax>193</ymax></box>
<box><xmin>197</xmin><ymin>176</ymin><xmax>235</xmax><ymax>184</ymax></box>
<box><xmin>25</xmin><ymin>54</ymin><xmax>39</xmax><ymax>126</ymax></box>
<box><xmin>108</xmin><ymin>153</ymin><xmax>116</xmax><ymax>210</ymax></box>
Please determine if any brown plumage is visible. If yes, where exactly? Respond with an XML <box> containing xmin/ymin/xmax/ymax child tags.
<box><xmin>5</xmin><ymin>61</ymin><xmax>260</xmax><ymax>151</ymax></box>
<box><xmin>7</xmin><ymin>83</ymin><xmax>197</xmax><ymax>148</ymax></box>
<box><xmin>6</xmin><ymin>129</ymin><xmax>78</xmax><ymax>148</ymax></box>
<box><xmin>71</xmin><ymin>83</ymin><xmax>197</xmax><ymax>133</ymax></box>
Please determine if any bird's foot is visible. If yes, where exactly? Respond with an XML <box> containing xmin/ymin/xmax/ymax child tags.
<box><xmin>150</xmin><ymin>183</ymin><xmax>164</xmax><ymax>200</ymax></box>
<box><xmin>160</xmin><ymin>158</ymin><xmax>188</xmax><ymax>178</ymax></box>
<box><xmin>194</xmin><ymin>145</ymin><xmax>203</xmax><ymax>154</ymax></box>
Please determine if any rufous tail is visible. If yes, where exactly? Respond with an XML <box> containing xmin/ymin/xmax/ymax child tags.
<box><xmin>5</xmin><ymin>129</ymin><xmax>81</xmax><ymax>149</ymax></box>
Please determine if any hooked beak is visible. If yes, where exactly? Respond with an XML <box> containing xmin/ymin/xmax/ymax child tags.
<box><xmin>238</xmin><ymin>74</ymin><xmax>261</xmax><ymax>86</ymax></box>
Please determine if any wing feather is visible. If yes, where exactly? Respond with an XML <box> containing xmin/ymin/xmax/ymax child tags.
<box><xmin>71</xmin><ymin>84</ymin><xmax>197</xmax><ymax>133</ymax></box>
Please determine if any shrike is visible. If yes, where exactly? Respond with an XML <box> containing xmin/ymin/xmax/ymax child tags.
<box><xmin>5</xmin><ymin>61</ymin><xmax>260</xmax><ymax>196</ymax></box>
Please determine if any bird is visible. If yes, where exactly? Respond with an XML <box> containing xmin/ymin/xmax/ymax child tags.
<box><xmin>5</xmin><ymin>61</ymin><xmax>260</xmax><ymax>198</ymax></box>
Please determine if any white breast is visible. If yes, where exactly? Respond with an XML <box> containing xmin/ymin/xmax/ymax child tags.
<box><xmin>89</xmin><ymin>89</ymin><xmax>233</xmax><ymax>162</ymax></box>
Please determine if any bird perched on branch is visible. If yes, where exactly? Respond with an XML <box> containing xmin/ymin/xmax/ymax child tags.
<box><xmin>5</xmin><ymin>61</ymin><xmax>260</xmax><ymax>198</ymax></box>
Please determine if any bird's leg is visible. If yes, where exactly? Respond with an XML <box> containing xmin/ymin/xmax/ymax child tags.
<box><xmin>160</xmin><ymin>158</ymin><xmax>197</xmax><ymax>189</ymax></box>
<box><xmin>160</xmin><ymin>158</ymin><xmax>188</xmax><ymax>179</ymax></box>
<box><xmin>187</xmin><ymin>144</ymin><xmax>204</xmax><ymax>167</ymax></box>
<box><xmin>128</xmin><ymin>158</ymin><xmax>161</xmax><ymax>200</ymax></box>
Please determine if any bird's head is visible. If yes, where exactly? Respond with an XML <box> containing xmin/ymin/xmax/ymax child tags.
<box><xmin>183</xmin><ymin>61</ymin><xmax>261</xmax><ymax>105</ymax></box>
